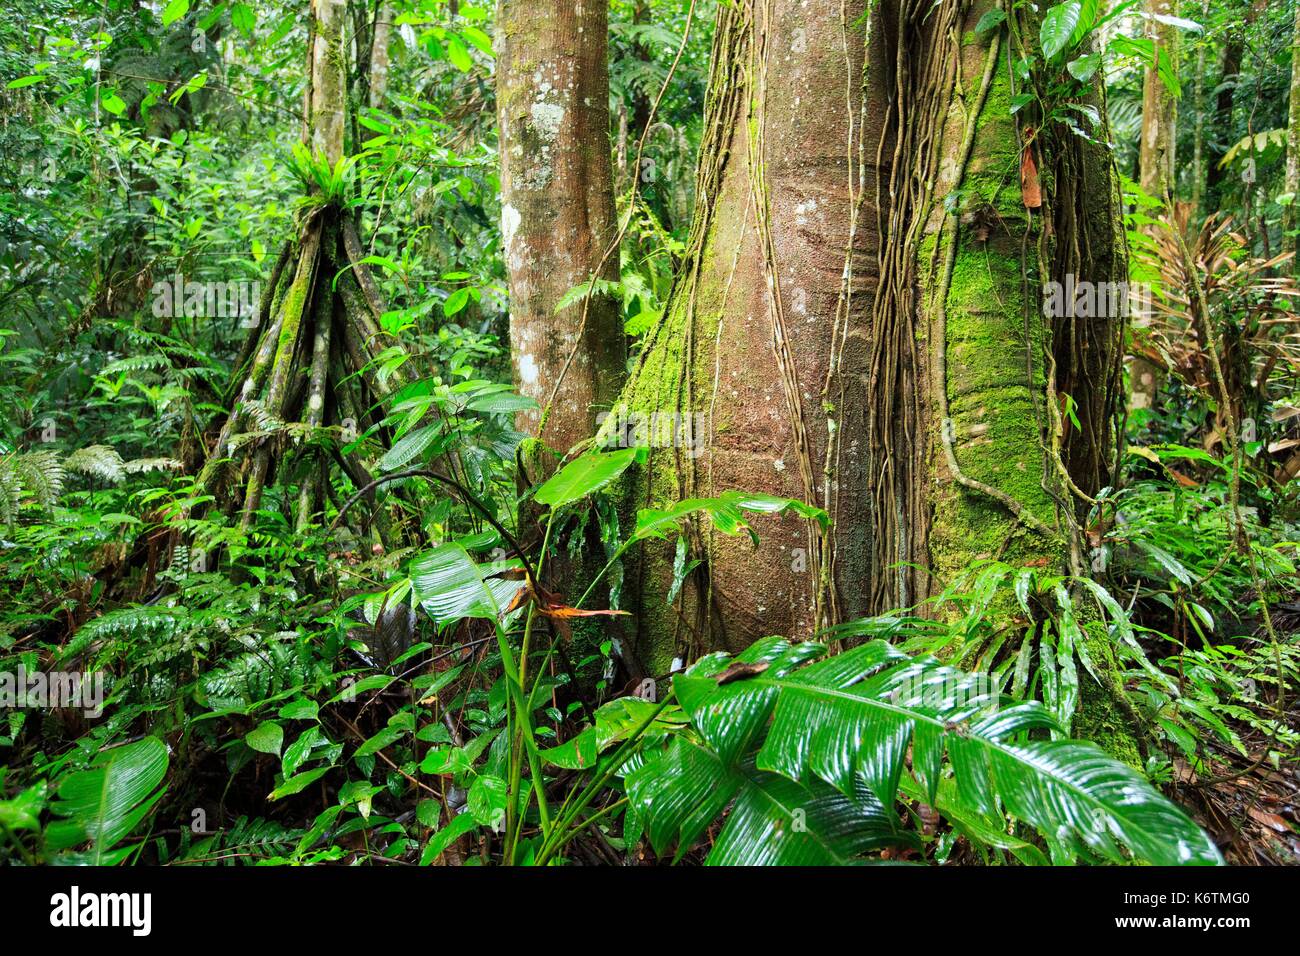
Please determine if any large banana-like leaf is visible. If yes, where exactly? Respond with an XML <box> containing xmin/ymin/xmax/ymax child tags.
<box><xmin>640</xmin><ymin>637</ymin><xmax>1221</xmax><ymax>866</ymax></box>
<box><xmin>409</xmin><ymin>543</ymin><xmax>524</xmax><ymax>624</ymax></box>
<box><xmin>45</xmin><ymin>737</ymin><xmax>170</xmax><ymax>864</ymax></box>
<box><xmin>628</xmin><ymin>738</ymin><xmax>917</xmax><ymax>864</ymax></box>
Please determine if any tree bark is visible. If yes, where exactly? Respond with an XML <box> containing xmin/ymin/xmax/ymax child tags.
<box><xmin>610</xmin><ymin>0</ymin><xmax>1138</xmax><ymax>761</ymax></box>
<box><xmin>605</xmin><ymin>0</ymin><xmax>881</xmax><ymax>665</ymax></box>
<box><xmin>1130</xmin><ymin>0</ymin><xmax>1180</xmax><ymax>414</ymax></box>
<box><xmin>496</xmin><ymin>0</ymin><xmax>625</xmax><ymax>460</ymax></box>
<box><xmin>1286</xmin><ymin>1</ymin><xmax>1300</xmax><ymax>262</ymax></box>
<box><xmin>308</xmin><ymin>0</ymin><xmax>348</xmax><ymax>167</ymax></box>
<box><xmin>1190</xmin><ymin>2</ymin><xmax>1207</xmax><ymax>219</ymax></box>
<box><xmin>1139</xmin><ymin>0</ymin><xmax>1178</xmax><ymax>205</ymax></box>
<box><xmin>369</xmin><ymin>1</ymin><xmax>393</xmax><ymax>111</ymax></box>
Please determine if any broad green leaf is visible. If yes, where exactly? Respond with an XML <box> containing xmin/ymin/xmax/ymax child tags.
<box><xmin>420</xmin><ymin>811</ymin><xmax>477</xmax><ymax>864</ymax></box>
<box><xmin>353</xmin><ymin>723</ymin><xmax>408</xmax><ymax>758</ymax></box>
<box><xmin>534</xmin><ymin>447</ymin><xmax>644</xmax><ymax>508</ymax></box>
<box><xmin>460</xmin><ymin>27</ymin><xmax>494</xmax><ymax>57</ymax></box>
<box><xmin>246</xmin><ymin>721</ymin><xmax>285</xmax><ymax>756</ymax></box>
<box><xmin>633</xmin><ymin>490</ymin><xmax>828</xmax><ymax>546</ymax></box>
<box><xmin>278</xmin><ymin>698</ymin><xmax>319</xmax><ymax>721</ymax></box>
<box><xmin>467</xmin><ymin>773</ymin><xmax>508</xmax><ymax>828</ymax></box>
<box><xmin>974</xmin><ymin>8</ymin><xmax>1006</xmax><ymax>36</ymax></box>
<box><xmin>639</xmin><ymin>638</ymin><xmax>1221</xmax><ymax>866</ymax></box>
<box><xmin>410</xmin><ymin>543</ymin><xmax>524</xmax><ymax>623</ymax></box>
<box><xmin>0</xmin><ymin>782</ymin><xmax>46</xmax><ymax>832</ymax></box>
<box><xmin>446</xmin><ymin>36</ymin><xmax>472</xmax><ymax>72</ymax></box>
<box><xmin>1040</xmin><ymin>1</ymin><xmax>1083</xmax><ymax>61</ymax></box>
<box><xmin>161</xmin><ymin>0</ymin><xmax>190</xmax><ymax>27</ymax></box>
<box><xmin>628</xmin><ymin>739</ymin><xmax>914</xmax><ymax>864</ymax></box>
<box><xmin>270</xmin><ymin>766</ymin><xmax>332</xmax><ymax>800</ymax></box>
<box><xmin>1067</xmin><ymin>53</ymin><xmax>1101</xmax><ymax>83</ymax></box>
<box><xmin>230</xmin><ymin>2</ymin><xmax>255</xmax><ymax>35</ymax></box>
<box><xmin>442</xmin><ymin>286</ymin><xmax>471</xmax><ymax>316</ymax></box>
<box><xmin>46</xmin><ymin>738</ymin><xmax>169</xmax><ymax>863</ymax></box>
<box><xmin>377</xmin><ymin>423</ymin><xmax>443</xmax><ymax>472</ymax></box>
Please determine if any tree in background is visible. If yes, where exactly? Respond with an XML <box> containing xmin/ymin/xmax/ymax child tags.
<box><xmin>1130</xmin><ymin>0</ymin><xmax>1180</xmax><ymax>413</ymax></box>
<box><xmin>193</xmin><ymin>0</ymin><xmax>414</xmax><ymax>537</ymax></box>
<box><xmin>496</xmin><ymin>0</ymin><xmax>624</xmax><ymax>464</ymax></box>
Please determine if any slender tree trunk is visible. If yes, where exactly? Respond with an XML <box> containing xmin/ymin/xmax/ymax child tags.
<box><xmin>369</xmin><ymin>1</ymin><xmax>393</xmax><ymax>111</ymax></box>
<box><xmin>1130</xmin><ymin>0</ymin><xmax>1180</xmax><ymax>414</ymax></box>
<box><xmin>496</xmin><ymin>0</ymin><xmax>625</xmax><ymax>461</ymax></box>
<box><xmin>1190</xmin><ymin>2</ymin><xmax>1207</xmax><ymax>218</ymax></box>
<box><xmin>1140</xmin><ymin>0</ymin><xmax>1178</xmax><ymax>204</ymax></box>
<box><xmin>1286</xmin><ymin>1</ymin><xmax>1300</xmax><ymax>262</ymax></box>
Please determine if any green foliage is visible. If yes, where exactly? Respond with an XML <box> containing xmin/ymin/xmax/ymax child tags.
<box><xmin>0</xmin><ymin>0</ymin><xmax>1293</xmax><ymax>872</ymax></box>
<box><xmin>45</xmin><ymin>737</ymin><xmax>170</xmax><ymax>864</ymax></box>
<box><xmin>627</xmin><ymin>637</ymin><xmax>1220</xmax><ymax>865</ymax></box>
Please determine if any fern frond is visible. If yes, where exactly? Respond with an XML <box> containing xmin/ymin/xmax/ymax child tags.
<box><xmin>64</xmin><ymin>444</ymin><xmax>126</xmax><ymax>484</ymax></box>
<box><xmin>123</xmin><ymin>457</ymin><xmax>184</xmax><ymax>474</ymax></box>
<box><xmin>10</xmin><ymin>449</ymin><xmax>66</xmax><ymax>508</ymax></box>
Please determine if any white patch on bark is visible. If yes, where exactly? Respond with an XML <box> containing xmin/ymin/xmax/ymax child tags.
<box><xmin>519</xmin><ymin>353</ymin><xmax>539</xmax><ymax>386</ymax></box>
<box><xmin>530</xmin><ymin>101</ymin><xmax>566</xmax><ymax>143</ymax></box>
<box><xmin>501</xmin><ymin>204</ymin><xmax>522</xmax><ymax>268</ymax></box>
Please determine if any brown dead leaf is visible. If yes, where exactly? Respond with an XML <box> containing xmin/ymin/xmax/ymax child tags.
<box><xmin>1247</xmin><ymin>807</ymin><xmax>1291</xmax><ymax>832</ymax></box>
<box><xmin>715</xmin><ymin>660</ymin><xmax>771</xmax><ymax>685</ymax></box>
<box><xmin>1020</xmin><ymin>147</ymin><xmax>1042</xmax><ymax>209</ymax></box>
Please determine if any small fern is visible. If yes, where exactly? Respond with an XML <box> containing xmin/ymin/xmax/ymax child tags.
<box><xmin>64</xmin><ymin>444</ymin><xmax>126</xmax><ymax>484</ymax></box>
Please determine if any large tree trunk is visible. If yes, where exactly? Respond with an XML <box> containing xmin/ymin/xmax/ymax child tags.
<box><xmin>496</xmin><ymin>0</ymin><xmax>625</xmax><ymax>461</ymax></box>
<box><xmin>605</xmin><ymin>0</ymin><xmax>881</xmax><ymax>665</ymax></box>
<box><xmin>611</xmin><ymin>0</ymin><xmax>1138</xmax><ymax>760</ymax></box>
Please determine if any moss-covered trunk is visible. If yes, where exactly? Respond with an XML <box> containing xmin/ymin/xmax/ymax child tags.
<box><xmin>190</xmin><ymin>0</ymin><xmax>414</xmax><ymax>552</ymax></box>
<box><xmin>496</xmin><ymin>0</ymin><xmax>625</xmax><ymax>461</ymax></box>
<box><xmin>613</xmin><ymin>0</ymin><xmax>1140</xmax><ymax>761</ymax></box>
<box><xmin>898</xmin><ymin>2</ymin><xmax>1136</xmax><ymax>762</ymax></box>
<box><xmin>605</xmin><ymin>0</ymin><xmax>882</xmax><ymax>669</ymax></box>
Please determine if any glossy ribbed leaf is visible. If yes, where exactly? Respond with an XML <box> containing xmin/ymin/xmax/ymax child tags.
<box><xmin>45</xmin><ymin>737</ymin><xmax>170</xmax><ymax>863</ymax></box>
<box><xmin>651</xmin><ymin>640</ymin><xmax>1221</xmax><ymax>866</ymax></box>
<box><xmin>627</xmin><ymin>738</ymin><xmax>916</xmax><ymax>865</ymax></box>
<box><xmin>409</xmin><ymin>543</ymin><xmax>524</xmax><ymax>624</ymax></box>
<box><xmin>673</xmin><ymin>637</ymin><xmax>824</xmax><ymax>766</ymax></box>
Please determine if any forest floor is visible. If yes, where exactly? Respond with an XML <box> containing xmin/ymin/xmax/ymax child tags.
<box><xmin>1178</xmin><ymin>710</ymin><xmax>1300</xmax><ymax>865</ymax></box>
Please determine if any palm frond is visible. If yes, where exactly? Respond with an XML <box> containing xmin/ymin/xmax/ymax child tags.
<box><xmin>628</xmin><ymin>637</ymin><xmax>1222</xmax><ymax>866</ymax></box>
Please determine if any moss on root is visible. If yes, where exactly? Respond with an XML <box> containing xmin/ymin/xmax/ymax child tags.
<box><xmin>921</xmin><ymin>35</ymin><xmax>1142</xmax><ymax>766</ymax></box>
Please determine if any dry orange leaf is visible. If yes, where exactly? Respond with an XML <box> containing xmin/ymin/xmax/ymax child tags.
<box><xmin>1020</xmin><ymin>148</ymin><xmax>1042</xmax><ymax>209</ymax></box>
